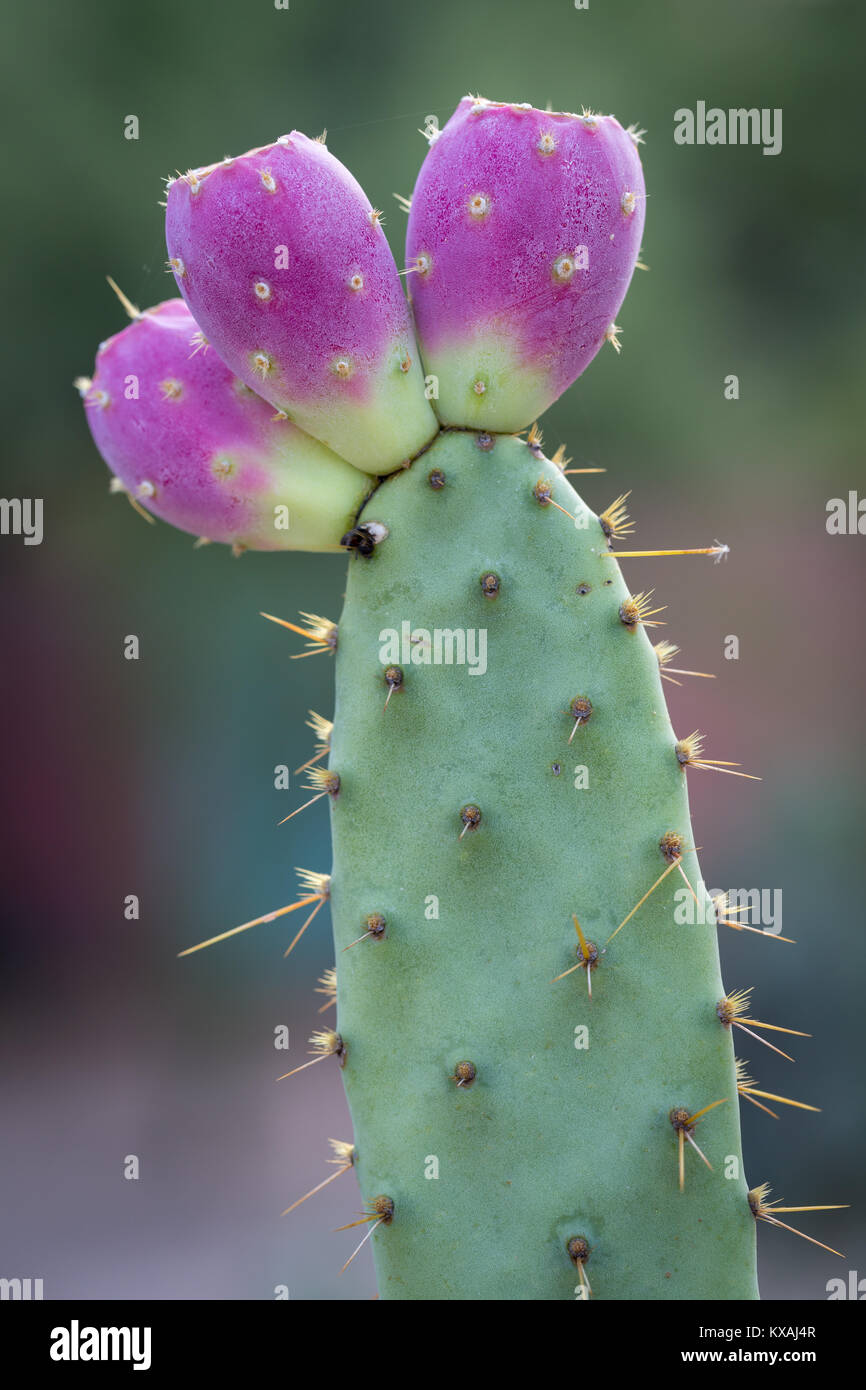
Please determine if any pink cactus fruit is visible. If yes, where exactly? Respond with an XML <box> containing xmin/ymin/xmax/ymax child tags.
<box><xmin>165</xmin><ymin>134</ymin><xmax>438</xmax><ymax>476</ymax></box>
<box><xmin>405</xmin><ymin>97</ymin><xmax>646</xmax><ymax>430</ymax></box>
<box><xmin>78</xmin><ymin>298</ymin><xmax>374</xmax><ymax>552</ymax></box>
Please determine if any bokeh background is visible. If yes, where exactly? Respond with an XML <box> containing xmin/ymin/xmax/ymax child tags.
<box><xmin>1</xmin><ymin>0</ymin><xmax>864</xmax><ymax>1300</ymax></box>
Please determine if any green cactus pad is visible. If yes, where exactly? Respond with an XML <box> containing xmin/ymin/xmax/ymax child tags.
<box><xmin>328</xmin><ymin>428</ymin><xmax>758</xmax><ymax>1300</ymax></box>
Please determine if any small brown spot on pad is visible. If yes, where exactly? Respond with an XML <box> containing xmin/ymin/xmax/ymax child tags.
<box><xmin>452</xmin><ymin>1061</ymin><xmax>477</xmax><ymax>1087</ymax></box>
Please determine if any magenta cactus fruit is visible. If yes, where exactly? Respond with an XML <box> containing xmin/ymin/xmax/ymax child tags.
<box><xmin>165</xmin><ymin>134</ymin><xmax>438</xmax><ymax>475</ymax></box>
<box><xmin>79</xmin><ymin>298</ymin><xmax>374</xmax><ymax>552</ymax></box>
<box><xmin>405</xmin><ymin>97</ymin><xmax>646</xmax><ymax>429</ymax></box>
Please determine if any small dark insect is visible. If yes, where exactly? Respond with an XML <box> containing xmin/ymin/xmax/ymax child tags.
<box><xmin>341</xmin><ymin>525</ymin><xmax>375</xmax><ymax>556</ymax></box>
<box><xmin>340</xmin><ymin>521</ymin><xmax>388</xmax><ymax>556</ymax></box>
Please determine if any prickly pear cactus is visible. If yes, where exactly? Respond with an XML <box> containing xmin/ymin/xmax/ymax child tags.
<box><xmin>80</xmin><ymin>95</ymin><xmax>844</xmax><ymax>1300</ymax></box>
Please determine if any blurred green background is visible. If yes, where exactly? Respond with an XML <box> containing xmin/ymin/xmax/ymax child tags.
<box><xmin>1</xmin><ymin>0</ymin><xmax>864</xmax><ymax>1300</ymax></box>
